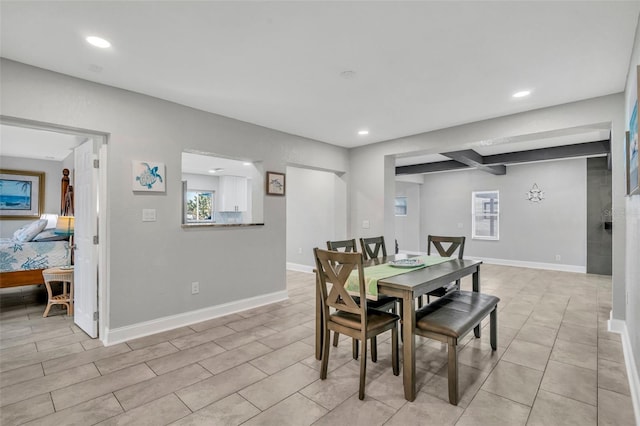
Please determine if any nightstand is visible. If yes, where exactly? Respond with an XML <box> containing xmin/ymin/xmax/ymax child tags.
<box><xmin>42</xmin><ymin>266</ymin><xmax>74</xmax><ymax>317</ymax></box>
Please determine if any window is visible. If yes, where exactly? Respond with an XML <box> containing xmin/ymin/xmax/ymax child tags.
<box><xmin>186</xmin><ymin>190</ymin><xmax>214</xmax><ymax>223</ymax></box>
<box><xmin>472</xmin><ymin>190</ymin><xmax>499</xmax><ymax>240</ymax></box>
<box><xmin>395</xmin><ymin>197</ymin><xmax>408</xmax><ymax>216</ymax></box>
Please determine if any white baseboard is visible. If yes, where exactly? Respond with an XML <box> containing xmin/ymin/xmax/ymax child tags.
<box><xmin>467</xmin><ymin>256</ymin><xmax>586</xmax><ymax>273</ymax></box>
<box><xmin>608</xmin><ymin>314</ymin><xmax>640</xmax><ymax>424</ymax></box>
<box><xmin>102</xmin><ymin>290</ymin><xmax>288</xmax><ymax>346</ymax></box>
<box><xmin>286</xmin><ymin>262</ymin><xmax>314</xmax><ymax>273</ymax></box>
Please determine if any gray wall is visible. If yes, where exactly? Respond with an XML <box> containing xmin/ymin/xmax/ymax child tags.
<box><xmin>0</xmin><ymin>156</ymin><xmax>66</xmax><ymax>238</ymax></box>
<box><xmin>1</xmin><ymin>59</ymin><xmax>349</xmax><ymax>330</ymax></box>
<box><xmin>419</xmin><ymin>159</ymin><xmax>587</xmax><ymax>268</ymax></box>
<box><xmin>286</xmin><ymin>166</ymin><xmax>347</xmax><ymax>269</ymax></box>
<box><xmin>623</xmin><ymin>14</ymin><xmax>640</xmax><ymax>390</ymax></box>
<box><xmin>395</xmin><ymin>181</ymin><xmax>421</xmax><ymax>252</ymax></box>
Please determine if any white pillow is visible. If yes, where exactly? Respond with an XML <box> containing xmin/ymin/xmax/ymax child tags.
<box><xmin>40</xmin><ymin>213</ymin><xmax>59</xmax><ymax>230</ymax></box>
<box><xmin>13</xmin><ymin>219</ymin><xmax>48</xmax><ymax>242</ymax></box>
<box><xmin>32</xmin><ymin>229</ymin><xmax>68</xmax><ymax>242</ymax></box>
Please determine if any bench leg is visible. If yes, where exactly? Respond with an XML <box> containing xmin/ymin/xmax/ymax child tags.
<box><xmin>490</xmin><ymin>306</ymin><xmax>497</xmax><ymax>351</ymax></box>
<box><xmin>447</xmin><ymin>337</ymin><xmax>458</xmax><ymax>405</ymax></box>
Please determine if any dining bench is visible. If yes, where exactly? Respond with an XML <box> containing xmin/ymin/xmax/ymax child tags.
<box><xmin>414</xmin><ymin>290</ymin><xmax>499</xmax><ymax>405</ymax></box>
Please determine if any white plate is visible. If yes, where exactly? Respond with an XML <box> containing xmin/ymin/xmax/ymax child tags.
<box><xmin>388</xmin><ymin>259</ymin><xmax>425</xmax><ymax>268</ymax></box>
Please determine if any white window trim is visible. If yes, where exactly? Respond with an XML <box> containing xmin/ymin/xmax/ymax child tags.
<box><xmin>471</xmin><ymin>190</ymin><xmax>499</xmax><ymax>240</ymax></box>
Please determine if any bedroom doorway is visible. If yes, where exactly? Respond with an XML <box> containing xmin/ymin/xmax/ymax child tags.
<box><xmin>0</xmin><ymin>116</ymin><xmax>108</xmax><ymax>340</ymax></box>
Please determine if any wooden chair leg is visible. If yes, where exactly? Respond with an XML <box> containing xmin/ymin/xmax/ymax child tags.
<box><xmin>359</xmin><ymin>338</ymin><xmax>367</xmax><ymax>400</ymax></box>
<box><xmin>352</xmin><ymin>339</ymin><xmax>359</xmax><ymax>360</ymax></box>
<box><xmin>391</xmin><ymin>326</ymin><xmax>399</xmax><ymax>376</ymax></box>
<box><xmin>320</xmin><ymin>326</ymin><xmax>330</xmax><ymax>380</ymax></box>
<box><xmin>447</xmin><ymin>338</ymin><xmax>458</xmax><ymax>405</ymax></box>
<box><xmin>371</xmin><ymin>336</ymin><xmax>377</xmax><ymax>362</ymax></box>
<box><xmin>417</xmin><ymin>295</ymin><xmax>424</xmax><ymax>308</ymax></box>
<box><xmin>333</xmin><ymin>331</ymin><xmax>339</xmax><ymax>347</ymax></box>
<box><xmin>42</xmin><ymin>303</ymin><xmax>52</xmax><ymax>318</ymax></box>
<box><xmin>490</xmin><ymin>307</ymin><xmax>497</xmax><ymax>351</ymax></box>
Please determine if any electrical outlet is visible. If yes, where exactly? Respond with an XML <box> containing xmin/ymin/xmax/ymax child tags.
<box><xmin>298</xmin><ymin>247</ymin><xmax>303</xmax><ymax>254</ymax></box>
<box><xmin>362</xmin><ymin>220</ymin><xmax>370</xmax><ymax>229</ymax></box>
<box><xmin>555</xmin><ymin>255</ymin><xmax>561</xmax><ymax>262</ymax></box>
<box><xmin>457</xmin><ymin>222</ymin><xmax>463</xmax><ymax>229</ymax></box>
<box><xmin>191</xmin><ymin>282</ymin><xmax>199</xmax><ymax>294</ymax></box>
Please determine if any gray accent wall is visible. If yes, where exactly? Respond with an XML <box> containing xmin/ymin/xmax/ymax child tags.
<box><xmin>586</xmin><ymin>157</ymin><xmax>612</xmax><ymax>275</ymax></box>
<box><xmin>419</xmin><ymin>159</ymin><xmax>587</xmax><ymax>267</ymax></box>
<box><xmin>1</xmin><ymin>59</ymin><xmax>349</xmax><ymax>330</ymax></box>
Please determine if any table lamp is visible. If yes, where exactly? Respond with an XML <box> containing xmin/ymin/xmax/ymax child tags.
<box><xmin>55</xmin><ymin>216</ymin><xmax>75</xmax><ymax>267</ymax></box>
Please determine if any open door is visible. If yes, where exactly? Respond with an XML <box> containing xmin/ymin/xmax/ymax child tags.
<box><xmin>74</xmin><ymin>139</ymin><xmax>99</xmax><ymax>337</ymax></box>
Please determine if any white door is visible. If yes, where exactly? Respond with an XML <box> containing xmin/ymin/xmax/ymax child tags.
<box><xmin>74</xmin><ymin>139</ymin><xmax>99</xmax><ymax>337</ymax></box>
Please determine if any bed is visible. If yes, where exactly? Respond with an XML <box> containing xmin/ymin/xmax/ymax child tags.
<box><xmin>0</xmin><ymin>169</ymin><xmax>73</xmax><ymax>288</ymax></box>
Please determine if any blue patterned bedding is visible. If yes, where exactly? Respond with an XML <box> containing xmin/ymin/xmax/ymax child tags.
<box><xmin>0</xmin><ymin>239</ymin><xmax>70</xmax><ymax>272</ymax></box>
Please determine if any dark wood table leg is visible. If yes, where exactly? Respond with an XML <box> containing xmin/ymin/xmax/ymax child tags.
<box><xmin>402</xmin><ymin>290</ymin><xmax>416</xmax><ymax>401</ymax></box>
<box><xmin>473</xmin><ymin>266</ymin><xmax>481</xmax><ymax>338</ymax></box>
<box><xmin>315</xmin><ymin>273</ymin><xmax>323</xmax><ymax>360</ymax></box>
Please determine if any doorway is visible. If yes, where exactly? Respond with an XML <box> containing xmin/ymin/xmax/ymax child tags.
<box><xmin>0</xmin><ymin>117</ymin><xmax>108</xmax><ymax>339</ymax></box>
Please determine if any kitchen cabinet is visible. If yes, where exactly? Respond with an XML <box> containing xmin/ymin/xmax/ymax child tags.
<box><xmin>219</xmin><ymin>176</ymin><xmax>248</xmax><ymax>212</ymax></box>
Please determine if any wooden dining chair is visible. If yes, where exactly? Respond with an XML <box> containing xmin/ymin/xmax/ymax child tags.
<box><xmin>326</xmin><ymin>239</ymin><xmax>397</xmax><ymax>362</ymax></box>
<box><xmin>418</xmin><ymin>235</ymin><xmax>466</xmax><ymax>307</ymax></box>
<box><xmin>359</xmin><ymin>236</ymin><xmax>387</xmax><ymax>260</ymax></box>
<box><xmin>314</xmin><ymin>248</ymin><xmax>399</xmax><ymax>400</ymax></box>
<box><xmin>327</xmin><ymin>239</ymin><xmax>358</xmax><ymax>253</ymax></box>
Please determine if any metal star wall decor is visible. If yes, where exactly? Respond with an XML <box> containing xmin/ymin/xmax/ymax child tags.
<box><xmin>527</xmin><ymin>183</ymin><xmax>544</xmax><ymax>202</ymax></box>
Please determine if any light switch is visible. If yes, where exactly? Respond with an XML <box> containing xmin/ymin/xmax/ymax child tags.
<box><xmin>362</xmin><ymin>220</ymin><xmax>370</xmax><ymax>229</ymax></box>
<box><xmin>142</xmin><ymin>209</ymin><xmax>157</xmax><ymax>222</ymax></box>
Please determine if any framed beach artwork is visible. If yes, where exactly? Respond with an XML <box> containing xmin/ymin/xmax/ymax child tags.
<box><xmin>266</xmin><ymin>171</ymin><xmax>285</xmax><ymax>196</ymax></box>
<box><xmin>132</xmin><ymin>161</ymin><xmax>165</xmax><ymax>192</ymax></box>
<box><xmin>0</xmin><ymin>169</ymin><xmax>44</xmax><ymax>219</ymax></box>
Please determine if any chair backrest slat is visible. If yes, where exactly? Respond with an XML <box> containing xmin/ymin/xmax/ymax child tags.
<box><xmin>427</xmin><ymin>235</ymin><xmax>465</xmax><ymax>259</ymax></box>
<box><xmin>327</xmin><ymin>239</ymin><xmax>358</xmax><ymax>253</ymax></box>
<box><xmin>359</xmin><ymin>236</ymin><xmax>387</xmax><ymax>260</ymax></box>
<box><xmin>314</xmin><ymin>248</ymin><xmax>366</xmax><ymax>318</ymax></box>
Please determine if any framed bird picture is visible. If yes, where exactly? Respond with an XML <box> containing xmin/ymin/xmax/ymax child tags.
<box><xmin>266</xmin><ymin>171</ymin><xmax>285</xmax><ymax>196</ymax></box>
<box><xmin>132</xmin><ymin>161</ymin><xmax>165</xmax><ymax>192</ymax></box>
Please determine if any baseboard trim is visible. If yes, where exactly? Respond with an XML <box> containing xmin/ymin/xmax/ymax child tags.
<box><xmin>286</xmin><ymin>262</ymin><xmax>314</xmax><ymax>273</ymax></box>
<box><xmin>103</xmin><ymin>290</ymin><xmax>288</xmax><ymax>346</ymax></box>
<box><xmin>608</xmin><ymin>314</ymin><xmax>640</xmax><ymax>424</ymax></box>
<box><xmin>467</xmin><ymin>256</ymin><xmax>586</xmax><ymax>273</ymax></box>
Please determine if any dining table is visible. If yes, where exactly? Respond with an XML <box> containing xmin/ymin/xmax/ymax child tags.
<box><xmin>314</xmin><ymin>253</ymin><xmax>482</xmax><ymax>402</ymax></box>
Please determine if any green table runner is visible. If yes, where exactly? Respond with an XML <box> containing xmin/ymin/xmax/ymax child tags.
<box><xmin>346</xmin><ymin>255</ymin><xmax>454</xmax><ymax>300</ymax></box>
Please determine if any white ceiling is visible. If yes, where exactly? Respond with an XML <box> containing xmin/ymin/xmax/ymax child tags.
<box><xmin>0</xmin><ymin>124</ymin><xmax>82</xmax><ymax>161</ymax></box>
<box><xmin>0</xmin><ymin>1</ymin><xmax>638</xmax><ymax>162</ymax></box>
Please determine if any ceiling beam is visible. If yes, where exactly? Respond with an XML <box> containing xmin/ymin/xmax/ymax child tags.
<box><xmin>482</xmin><ymin>140</ymin><xmax>610</xmax><ymax>165</ymax></box>
<box><xmin>396</xmin><ymin>160</ymin><xmax>468</xmax><ymax>175</ymax></box>
<box><xmin>395</xmin><ymin>140</ymin><xmax>611</xmax><ymax>176</ymax></box>
<box><xmin>441</xmin><ymin>149</ymin><xmax>506</xmax><ymax>175</ymax></box>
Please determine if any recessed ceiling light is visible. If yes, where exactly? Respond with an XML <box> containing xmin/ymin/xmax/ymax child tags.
<box><xmin>208</xmin><ymin>169</ymin><xmax>217</xmax><ymax>174</ymax></box>
<box><xmin>512</xmin><ymin>90</ymin><xmax>531</xmax><ymax>98</ymax></box>
<box><xmin>358</xmin><ymin>130</ymin><xmax>369</xmax><ymax>135</ymax></box>
<box><xmin>86</xmin><ymin>36</ymin><xmax>111</xmax><ymax>49</ymax></box>
<box><xmin>243</xmin><ymin>162</ymin><xmax>252</xmax><ymax>166</ymax></box>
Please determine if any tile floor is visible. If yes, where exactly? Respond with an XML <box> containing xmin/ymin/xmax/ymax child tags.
<box><xmin>0</xmin><ymin>264</ymin><xmax>636</xmax><ymax>425</ymax></box>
